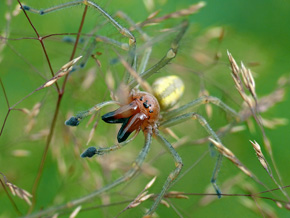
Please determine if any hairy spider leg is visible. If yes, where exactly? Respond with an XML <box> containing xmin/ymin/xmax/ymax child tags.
<box><xmin>25</xmin><ymin>130</ymin><xmax>152</xmax><ymax>218</ymax></box>
<box><xmin>146</xmin><ymin>130</ymin><xmax>183</xmax><ymax>215</ymax></box>
<box><xmin>162</xmin><ymin>95</ymin><xmax>240</xmax><ymax>156</ymax></box>
<box><xmin>81</xmin><ymin>131</ymin><xmax>139</xmax><ymax>157</ymax></box>
<box><xmin>160</xmin><ymin>112</ymin><xmax>229</xmax><ymax>198</ymax></box>
<box><xmin>65</xmin><ymin>100</ymin><xmax>119</xmax><ymax>126</ymax></box>
<box><xmin>79</xmin><ymin>9</ymin><xmax>154</xmax><ymax>78</ymax></box>
<box><xmin>160</xmin><ymin>95</ymin><xmax>241</xmax><ymax>196</ymax></box>
<box><xmin>128</xmin><ymin>20</ymin><xmax>189</xmax><ymax>89</ymax></box>
<box><xmin>115</xmin><ymin>11</ymin><xmax>152</xmax><ymax>77</ymax></box>
<box><xmin>71</xmin><ymin>129</ymin><xmax>152</xmax><ymax>209</ymax></box>
<box><xmin>163</xmin><ymin>95</ymin><xmax>240</xmax><ymax>120</ymax></box>
<box><xmin>22</xmin><ymin>0</ymin><xmax>137</xmax><ymax>82</ymax></box>
<box><xmin>64</xmin><ymin>33</ymin><xmax>134</xmax><ymax>73</ymax></box>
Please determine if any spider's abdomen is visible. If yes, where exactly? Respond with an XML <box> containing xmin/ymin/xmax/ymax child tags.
<box><xmin>152</xmin><ymin>75</ymin><xmax>184</xmax><ymax>110</ymax></box>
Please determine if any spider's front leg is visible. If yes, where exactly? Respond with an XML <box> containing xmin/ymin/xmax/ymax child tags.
<box><xmin>81</xmin><ymin>129</ymin><xmax>152</xmax><ymax>191</ymax></box>
<box><xmin>81</xmin><ymin>131</ymin><xmax>139</xmax><ymax>157</ymax></box>
<box><xmin>27</xmin><ymin>130</ymin><xmax>152</xmax><ymax>218</ymax></box>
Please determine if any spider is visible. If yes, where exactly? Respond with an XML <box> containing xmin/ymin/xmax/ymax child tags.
<box><xmin>22</xmin><ymin>1</ymin><xmax>239</xmax><ymax>216</ymax></box>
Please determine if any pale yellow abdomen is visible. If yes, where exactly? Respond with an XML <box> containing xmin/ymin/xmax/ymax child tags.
<box><xmin>152</xmin><ymin>75</ymin><xmax>184</xmax><ymax>110</ymax></box>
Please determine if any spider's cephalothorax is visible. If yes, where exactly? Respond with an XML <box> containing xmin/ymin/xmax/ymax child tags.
<box><xmin>102</xmin><ymin>91</ymin><xmax>160</xmax><ymax>143</ymax></box>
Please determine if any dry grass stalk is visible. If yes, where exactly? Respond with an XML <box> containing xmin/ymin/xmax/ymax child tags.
<box><xmin>81</xmin><ymin>67</ymin><xmax>96</xmax><ymax>90</ymax></box>
<box><xmin>285</xmin><ymin>202</ymin><xmax>290</xmax><ymax>210</ymax></box>
<box><xmin>240</xmin><ymin>62</ymin><xmax>256</xmax><ymax>99</ymax></box>
<box><xmin>228</xmin><ymin>52</ymin><xmax>290</xmax><ymax>201</ymax></box>
<box><xmin>117</xmin><ymin>177</ymin><xmax>157</xmax><ymax>216</ymax></box>
<box><xmin>192</xmin><ymin>51</ymin><xmax>212</xmax><ymax>65</ymax></box>
<box><xmin>160</xmin><ymin>199</ymin><xmax>170</xmax><ymax>208</ymax></box>
<box><xmin>239</xmin><ymin>85</ymin><xmax>285</xmax><ymax>122</ymax></box>
<box><xmin>25</xmin><ymin>102</ymin><xmax>41</xmax><ymax>133</ymax></box>
<box><xmin>11</xmin><ymin>149</ymin><xmax>30</xmax><ymax>157</ymax></box>
<box><xmin>142</xmin><ymin>0</ymin><xmax>155</xmax><ymax>12</ymax></box>
<box><xmin>105</xmin><ymin>69</ymin><xmax>115</xmax><ymax>92</ymax></box>
<box><xmin>240</xmin><ymin>197</ymin><xmax>277</xmax><ymax>218</ymax></box>
<box><xmin>227</xmin><ymin>50</ymin><xmax>273</xmax><ymax>153</ymax></box>
<box><xmin>69</xmin><ymin>206</ymin><xmax>82</xmax><ymax>218</ymax></box>
<box><xmin>86</xmin><ymin>114</ymin><xmax>101</xmax><ymax>145</ymax></box>
<box><xmin>43</xmin><ymin>56</ymin><xmax>82</xmax><ymax>88</ymax></box>
<box><xmin>208</xmin><ymin>138</ymin><xmax>256</xmax><ymax>179</ymax></box>
<box><xmin>250</xmin><ymin>140</ymin><xmax>272</xmax><ymax>176</ymax></box>
<box><xmin>52</xmin><ymin>214</ymin><xmax>58</xmax><ymax>218</ymax></box>
<box><xmin>0</xmin><ymin>172</ymin><xmax>32</xmax><ymax>205</ymax></box>
<box><xmin>250</xmin><ymin>140</ymin><xmax>290</xmax><ymax>202</ymax></box>
<box><xmin>260</xmin><ymin>117</ymin><xmax>288</xmax><ymax>129</ymax></box>
<box><xmin>146</xmin><ymin>9</ymin><xmax>160</xmax><ymax>19</ymax></box>
<box><xmin>165</xmin><ymin>191</ymin><xmax>189</xmax><ymax>200</ymax></box>
<box><xmin>29</xmin><ymin>129</ymin><xmax>50</xmax><ymax>141</ymax></box>
<box><xmin>138</xmin><ymin>2</ymin><xmax>206</xmax><ymax>27</ymax></box>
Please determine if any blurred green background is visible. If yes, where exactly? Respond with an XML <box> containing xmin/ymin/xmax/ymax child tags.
<box><xmin>0</xmin><ymin>0</ymin><xmax>290</xmax><ymax>217</ymax></box>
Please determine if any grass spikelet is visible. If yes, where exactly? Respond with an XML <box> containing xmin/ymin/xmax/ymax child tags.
<box><xmin>139</xmin><ymin>2</ymin><xmax>206</xmax><ymax>27</ymax></box>
<box><xmin>25</xmin><ymin>102</ymin><xmax>41</xmax><ymax>133</ymax></box>
<box><xmin>0</xmin><ymin>172</ymin><xmax>32</xmax><ymax>205</ymax></box>
<box><xmin>250</xmin><ymin>140</ymin><xmax>272</xmax><ymax>176</ymax></box>
<box><xmin>43</xmin><ymin>56</ymin><xmax>82</xmax><ymax>88</ymax></box>
<box><xmin>166</xmin><ymin>191</ymin><xmax>189</xmax><ymax>200</ymax></box>
<box><xmin>117</xmin><ymin>177</ymin><xmax>157</xmax><ymax>216</ymax></box>
<box><xmin>208</xmin><ymin>138</ymin><xmax>257</xmax><ymax>179</ymax></box>
<box><xmin>227</xmin><ymin>51</ymin><xmax>290</xmax><ymax>201</ymax></box>
<box><xmin>69</xmin><ymin>206</ymin><xmax>82</xmax><ymax>218</ymax></box>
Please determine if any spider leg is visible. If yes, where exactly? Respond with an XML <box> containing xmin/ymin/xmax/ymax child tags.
<box><xmin>22</xmin><ymin>0</ymin><xmax>137</xmax><ymax>81</ymax></box>
<box><xmin>71</xmin><ymin>35</ymin><xmax>131</xmax><ymax>71</ymax></box>
<box><xmin>81</xmin><ymin>130</ymin><xmax>139</xmax><ymax>157</ymax></box>
<box><xmin>74</xmin><ymin>130</ymin><xmax>152</xmax><ymax>205</ymax></box>
<box><xmin>26</xmin><ymin>130</ymin><xmax>152</xmax><ymax>218</ymax></box>
<box><xmin>163</xmin><ymin>95</ymin><xmax>239</xmax><ymax>120</ymax></box>
<box><xmin>146</xmin><ymin>129</ymin><xmax>183</xmax><ymax>215</ymax></box>
<box><xmin>160</xmin><ymin>112</ymin><xmax>227</xmax><ymax>198</ymax></box>
<box><xmin>115</xmin><ymin>11</ymin><xmax>152</xmax><ymax>76</ymax></box>
<box><xmin>21</xmin><ymin>1</ymin><xmax>135</xmax><ymax>42</ymax></box>
<box><xmin>65</xmin><ymin>100</ymin><xmax>119</xmax><ymax>126</ymax></box>
<box><xmin>128</xmin><ymin>20</ymin><xmax>189</xmax><ymax>89</ymax></box>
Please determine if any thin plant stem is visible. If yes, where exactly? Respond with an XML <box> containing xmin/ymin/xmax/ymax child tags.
<box><xmin>25</xmin><ymin>4</ymin><xmax>89</xmax><ymax>214</ymax></box>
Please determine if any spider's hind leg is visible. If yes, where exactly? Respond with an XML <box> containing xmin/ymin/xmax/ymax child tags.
<box><xmin>160</xmin><ymin>112</ymin><xmax>227</xmax><ymax>198</ymax></box>
<box><xmin>146</xmin><ymin>130</ymin><xmax>183</xmax><ymax>215</ymax></box>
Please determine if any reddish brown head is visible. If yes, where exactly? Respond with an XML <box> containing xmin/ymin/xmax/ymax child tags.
<box><xmin>102</xmin><ymin>91</ymin><xmax>160</xmax><ymax>143</ymax></box>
